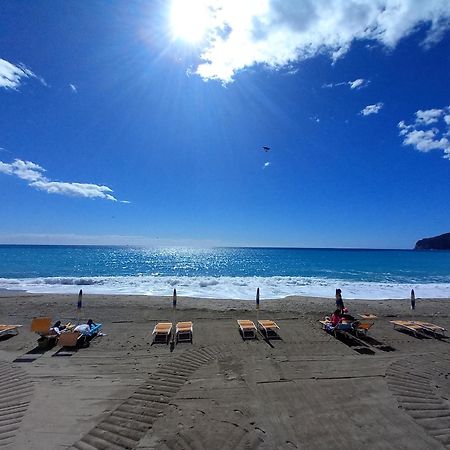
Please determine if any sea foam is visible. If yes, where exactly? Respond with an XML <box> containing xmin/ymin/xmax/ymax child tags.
<box><xmin>0</xmin><ymin>275</ymin><xmax>449</xmax><ymax>300</ymax></box>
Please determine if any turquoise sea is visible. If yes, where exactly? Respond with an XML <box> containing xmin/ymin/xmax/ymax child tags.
<box><xmin>0</xmin><ymin>245</ymin><xmax>449</xmax><ymax>299</ymax></box>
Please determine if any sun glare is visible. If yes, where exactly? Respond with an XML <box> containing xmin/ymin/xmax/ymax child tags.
<box><xmin>170</xmin><ymin>0</ymin><xmax>211</xmax><ymax>43</ymax></box>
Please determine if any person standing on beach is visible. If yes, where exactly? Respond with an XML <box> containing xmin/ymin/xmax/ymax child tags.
<box><xmin>335</xmin><ymin>288</ymin><xmax>344</xmax><ymax>312</ymax></box>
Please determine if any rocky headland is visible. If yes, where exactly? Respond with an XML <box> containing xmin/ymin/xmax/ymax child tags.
<box><xmin>415</xmin><ymin>232</ymin><xmax>450</xmax><ymax>250</ymax></box>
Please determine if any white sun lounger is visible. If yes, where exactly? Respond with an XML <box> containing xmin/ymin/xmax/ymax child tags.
<box><xmin>152</xmin><ymin>322</ymin><xmax>173</xmax><ymax>344</ymax></box>
<box><xmin>237</xmin><ymin>320</ymin><xmax>257</xmax><ymax>339</ymax></box>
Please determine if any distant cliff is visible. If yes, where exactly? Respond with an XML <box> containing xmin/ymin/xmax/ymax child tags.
<box><xmin>415</xmin><ymin>232</ymin><xmax>450</xmax><ymax>250</ymax></box>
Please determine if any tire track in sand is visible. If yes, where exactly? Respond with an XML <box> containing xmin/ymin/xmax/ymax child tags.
<box><xmin>0</xmin><ymin>361</ymin><xmax>33</xmax><ymax>447</ymax></box>
<box><xmin>72</xmin><ymin>347</ymin><xmax>221</xmax><ymax>450</ymax></box>
<box><xmin>387</xmin><ymin>356</ymin><xmax>450</xmax><ymax>448</ymax></box>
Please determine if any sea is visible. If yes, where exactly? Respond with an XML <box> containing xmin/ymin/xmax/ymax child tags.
<box><xmin>0</xmin><ymin>245</ymin><xmax>449</xmax><ymax>300</ymax></box>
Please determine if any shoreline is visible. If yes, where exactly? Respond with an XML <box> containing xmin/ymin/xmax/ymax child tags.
<box><xmin>2</xmin><ymin>291</ymin><xmax>449</xmax><ymax>313</ymax></box>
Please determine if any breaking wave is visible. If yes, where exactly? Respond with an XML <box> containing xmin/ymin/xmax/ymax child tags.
<box><xmin>0</xmin><ymin>275</ymin><xmax>449</xmax><ymax>300</ymax></box>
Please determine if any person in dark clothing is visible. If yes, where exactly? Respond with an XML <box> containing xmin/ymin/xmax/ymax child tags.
<box><xmin>335</xmin><ymin>288</ymin><xmax>344</xmax><ymax>312</ymax></box>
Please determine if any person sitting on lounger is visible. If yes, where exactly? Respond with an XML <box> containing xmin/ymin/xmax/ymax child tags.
<box><xmin>330</xmin><ymin>309</ymin><xmax>342</xmax><ymax>327</ymax></box>
<box><xmin>74</xmin><ymin>319</ymin><xmax>97</xmax><ymax>336</ymax></box>
<box><xmin>49</xmin><ymin>320</ymin><xmax>66</xmax><ymax>336</ymax></box>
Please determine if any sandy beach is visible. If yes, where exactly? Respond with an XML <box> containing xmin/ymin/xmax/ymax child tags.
<box><xmin>0</xmin><ymin>292</ymin><xmax>449</xmax><ymax>449</ymax></box>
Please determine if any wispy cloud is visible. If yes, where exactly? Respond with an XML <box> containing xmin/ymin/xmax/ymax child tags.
<box><xmin>187</xmin><ymin>1</ymin><xmax>450</xmax><ymax>83</ymax></box>
<box><xmin>0</xmin><ymin>58</ymin><xmax>46</xmax><ymax>90</ymax></box>
<box><xmin>323</xmin><ymin>78</ymin><xmax>369</xmax><ymax>90</ymax></box>
<box><xmin>361</xmin><ymin>102</ymin><xmax>384</xmax><ymax>116</ymax></box>
<box><xmin>399</xmin><ymin>106</ymin><xmax>450</xmax><ymax>159</ymax></box>
<box><xmin>349</xmin><ymin>79</ymin><xmax>368</xmax><ymax>90</ymax></box>
<box><xmin>0</xmin><ymin>159</ymin><xmax>127</xmax><ymax>202</ymax></box>
<box><xmin>69</xmin><ymin>83</ymin><xmax>77</xmax><ymax>93</ymax></box>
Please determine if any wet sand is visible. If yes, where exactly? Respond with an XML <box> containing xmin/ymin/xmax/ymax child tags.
<box><xmin>0</xmin><ymin>292</ymin><xmax>449</xmax><ymax>449</ymax></box>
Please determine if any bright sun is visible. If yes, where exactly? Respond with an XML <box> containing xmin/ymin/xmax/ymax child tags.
<box><xmin>170</xmin><ymin>0</ymin><xmax>211</xmax><ymax>43</ymax></box>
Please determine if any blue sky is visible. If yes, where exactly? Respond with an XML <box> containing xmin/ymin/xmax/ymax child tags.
<box><xmin>0</xmin><ymin>0</ymin><xmax>449</xmax><ymax>249</ymax></box>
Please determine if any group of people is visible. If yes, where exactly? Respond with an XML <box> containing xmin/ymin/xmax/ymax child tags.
<box><xmin>49</xmin><ymin>319</ymin><xmax>98</xmax><ymax>336</ymax></box>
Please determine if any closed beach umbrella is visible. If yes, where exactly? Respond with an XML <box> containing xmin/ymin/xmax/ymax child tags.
<box><xmin>171</xmin><ymin>289</ymin><xmax>177</xmax><ymax>347</ymax></box>
<box><xmin>256</xmin><ymin>288</ymin><xmax>260</xmax><ymax>310</ymax></box>
<box><xmin>410</xmin><ymin>289</ymin><xmax>416</xmax><ymax>310</ymax></box>
<box><xmin>77</xmin><ymin>289</ymin><xmax>83</xmax><ymax>310</ymax></box>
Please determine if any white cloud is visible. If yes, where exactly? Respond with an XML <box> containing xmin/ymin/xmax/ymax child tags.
<box><xmin>69</xmin><ymin>83</ymin><xmax>77</xmax><ymax>93</ymax></box>
<box><xmin>398</xmin><ymin>106</ymin><xmax>450</xmax><ymax>158</ymax></box>
<box><xmin>323</xmin><ymin>78</ymin><xmax>369</xmax><ymax>90</ymax></box>
<box><xmin>415</xmin><ymin>108</ymin><xmax>443</xmax><ymax>125</ymax></box>
<box><xmin>0</xmin><ymin>58</ymin><xmax>46</xmax><ymax>90</ymax></box>
<box><xmin>361</xmin><ymin>102</ymin><xmax>384</xmax><ymax>116</ymax></box>
<box><xmin>0</xmin><ymin>159</ymin><xmax>125</xmax><ymax>201</ymax></box>
<box><xmin>185</xmin><ymin>0</ymin><xmax>450</xmax><ymax>83</ymax></box>
<box><xmin>349</xmin><ymin>79</ymin><xmax>368</xmax><ymax>89</ymax></box>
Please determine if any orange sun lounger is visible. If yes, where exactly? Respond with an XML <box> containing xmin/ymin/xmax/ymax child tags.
<box><xmin>257</xmin><ymin>320</ymin><xmax>280</xmax><ymax>339</ymax></box>
<box><xmin>176</xmin><ymin>322</ymin><xmax>193</xmax><ymax>343</ymax></box>
<box><xmin>237</xmin><ymin>320</ymin><xmax>257</xmax><ymax>339</ymax></box>
<box><xmin>413</xmin><ymin>321</ymin><xmax>447</xmax><ymax>338</ymax></box>
<box><xmin>354</xmin><ymin>320</ymin><xmax>374</xmax><ymax>336</ymax></box>
<box><xmin>390</xmin><ymin>320</ymin><xmax>427</xmax><ymax>337</ymax></box>
<box><xmin>30</xmin><ymin>317</ymin><xmax>56</xmax><ymax>338</ymax></box>
<box><xmin>57</xmin><ymin>323</ymin><xmax>102</xmax><ymax>348</ymax></box>
<box><xmin>0</xmin><ymin>324</ymin><xmax>22</xmax><ymax>337</ymax></box>
<box><xmin>152</xmin><ymin>322</ymin><xmax>173</xmax><ymax>343</ymax></box>
<box><xmin>57</xmin><ymin>331</ymin><xmax>81</xmax><ymax>347</ymax></box>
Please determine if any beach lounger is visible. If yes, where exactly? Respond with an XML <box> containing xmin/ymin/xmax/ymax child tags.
<box><xmin>58</xmin><ymin>323</ymin><xmax>102</xmax><ymax>348</ymax></box>
<box><xmin>31</xmin><ymin>317</ymin><xmax>61</xmax><ymax>348</ymax></box>
<box><xmin>176</xmin><ymin>321</ymin><xmax>193</xmax><ymax>343</ymax></box>
<box><xmin>31</xmin><ymin>317</ymin><xmax>53</xmax><ymax>336</ymax></box>
<box><xmin>354</xmin><ymin>320</ymin><xmax>374</xmax><ymax>336</ymax></box>
<box><xmin>152</xmin><ymin>322</ymin><xmax>172</xmax><ymax>343</ymax></box>
<box><xmin>0</xmin><ymin>324</ymin><xmax>22</xmax><ymax>337</ymax></box>
<box><xmin>257</xmin><ymin>320</ymin><xmax>280</xmax><ymax>339</ymax></box>
<box><xmin>414</xmin><ymin>321</ymin><xmax>447</xmax><ymax>338</ymax></box>
<box><xmin>237</xmin><ymin>320</ymin><xmax>257</xmax><ymax>339</ymax></box>
<box><xmin>57</xmin><ymin>331</ymin><xmax>81</xmax><ymax>347</ymax></box>
<box><xmin>320</xmin><ymin>319</ymin><xmax>355</xmax><ymax>336</ymax></box>
<box><xmin>390</xmin><ymin>320</ymin><xmax>427</xmax><ymax>337</ymax></box>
